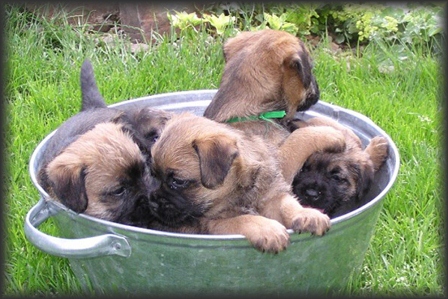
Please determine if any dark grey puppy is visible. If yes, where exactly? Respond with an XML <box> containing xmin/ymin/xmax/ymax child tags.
<box><xmin>288</xmin><ymin>116</ymin><xmax>389</xmax><ymax>218</ymax></box>
<box><xmin>79</xmin><ymin>60</ymin><xmax>173</xmax><ymax>154</ymax></box>
<box><xmin>38</xmin><ymin>59</ymin><xmax>172</xmax><ymax>227</ymax></box>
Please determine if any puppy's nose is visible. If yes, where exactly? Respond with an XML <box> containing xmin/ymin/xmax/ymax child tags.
<box><xmin>148</xmin><ymin>200</ymin><xmax>159</xmax><ymax>209</ymax></box>
<box><xmin>298</xmin><ymin>78</ymin><xmax>320</xmax><ymax>112</ymax></box>
<box><xmin>307</xmin><ymin>78</ymin><xmax>320</xmax><ymax>104</ymax></box>
<box><xmin>305</xmin><ymin>189</ymin><xmax>320</xmax><ymax>200</ymax></box>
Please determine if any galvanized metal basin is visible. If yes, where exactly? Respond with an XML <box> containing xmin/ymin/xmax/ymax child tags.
<box><xmin>25</xmin><ymin>89</ymin><xmax>400</xmax><ymax>296</ymax></box>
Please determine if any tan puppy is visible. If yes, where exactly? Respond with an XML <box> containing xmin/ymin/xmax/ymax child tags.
<box><xmin>149</xmin><ymin>112</ymin><xmax>344</xmax><ymax>253</ymax></box>
<box><xmin>37</xmin><ymin>59</ymin><xmax>171</xmax><ymax>227</ymax></box>
<box><xmin>41</xmin><ymin>122</ymin><xmax>155</xmax><ymax>223</ymax></box>
<box><xmin>204</xmin><ymin>29</ymin><xmax>344</xmax><ymax>185</ymax></box>
<box><xmin>204</xmin><ymin>29</ymin><xmax>320</xmax><ymax>123</ymax></box>
<box><xmin>288</xmin><ymin>116</ymin><xmax>389</xmax><ymax>218</ymax></box>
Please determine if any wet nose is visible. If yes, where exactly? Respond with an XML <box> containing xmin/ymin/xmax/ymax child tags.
<box><xmin>298</xmin><ymin>78</ymin><xmax>320</xmax><ymax>111</ymax></box>
<box><xmin>147</xmin><ymin>200</ymin><xmax>159</xmax><ymax>210</ymax></box>
<box><xmin>305</xmin><ymin>188</ymin><xmax>320</xmax><ymax>200</ymax></box>
<box><xmin>306</xmin><ymin>79</ymin><xmax>320</xmax><ymax>105</ymax></box>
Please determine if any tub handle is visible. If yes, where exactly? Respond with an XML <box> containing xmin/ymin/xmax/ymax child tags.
<box><xmin>24</xmin><ymin>198</ymin><xmax>131</xmax><ymax>259</ymax></box>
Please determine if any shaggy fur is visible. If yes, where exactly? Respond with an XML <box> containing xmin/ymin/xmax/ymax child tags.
<box><xmin>288</xmin><ymin>116</ymin><xmax>389</xmax><ymax>218</ymax></box>
<box><xmin>149</xmin><ymin>112</ymin><xmax>335</xmax><ymax>253</ymax></box>
<box><xmin>37</xmin><ymin>59</ymin><xmax>171</xmax><ymax>227</ymax></box>
<box><xmin>203</xmin><ymin>29</ymin><xmax>345</xmax><ymax>185</ymax></box>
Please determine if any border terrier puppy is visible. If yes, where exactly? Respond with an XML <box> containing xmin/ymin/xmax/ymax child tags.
<box><xmin>288</xmin><ymin>116</ymin><xmax>389</xmax><ymax>218</ymax></box>
<box><xmin>42</xmin><ymin>122</ymin><xmax>155</xmax><ymax>224</ymax></box>
<box><xmin>203</xmin><ymin>29</ymin><xmax>344</xmax><ymax>185</ymax></box>
<box><xmin>149</xmin><ymin>112</ymin><xmax>343</xmax><ymax>253</ymax></box>
<box><xmin>37</xmin><ymin>59</ymin><xmax>171</xmax><ymax>227</ymax></box>
<box><xmin>204</xmin><ymin>28</ymin><xmax>319</xmax><ymax>125</ymax></box>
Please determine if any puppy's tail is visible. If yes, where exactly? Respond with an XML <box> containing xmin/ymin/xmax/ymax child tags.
<box><xmin>80</xmin><ymin>59</ymin><xmax>107</xmax><ymax>111</ymax></box>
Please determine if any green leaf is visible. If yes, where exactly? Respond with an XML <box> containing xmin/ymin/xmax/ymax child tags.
<box><xmin>335</xmin><ymin>33</ymin><xmax>346</xmax><ymax>43</ymax></box>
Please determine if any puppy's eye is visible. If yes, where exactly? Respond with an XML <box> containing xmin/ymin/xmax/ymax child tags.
<box><xmin>170</xmin><ymin>177</ymin><xmax>189</xmax><ymax>190</ymax></box>
<box><xmin>331</xmin><ymin>174</ymin><xmax>342</xmax><ymax>181</ymax></box>
<box><xmin>110</xmin><ymin>186</ymin><xmax>126</xmax><ymax>197</ymax></box>
<box><xmin>145</xmin><ymin>129</ymin><xmax>159</xmax><ymax>143</ymax></box>
<box><xmin>330</xmin><ymin>169</ymin><xmax>346</xmax><ymax>183</ymax></box>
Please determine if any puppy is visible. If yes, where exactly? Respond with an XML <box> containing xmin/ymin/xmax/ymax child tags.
<box><xmin>149</xmin><ymin>112</ymin><xmax>343</xmax><ymax>253</ymax></box>
<box><xmin>204</xmin><ymin>29</ymin><xmax>320</xmax><ymax>125</ymax></box>
<box><xmin>80</xmin><ymin>59</ymin><xmax>173</xmax><ymax>154</ymax></box>
<box><xmin>41</xmin><ymin>122</ymin><xmax>156</xmax><ymax>224</ymax></box>
<box><xmin>288</xmin><ymin>116</ymin><xmax>389</xmax><ymax>218</ymax></box>
<box><xmin>37</xmin><ymin>59</ymin><xmax>171</xmax><ymax>227</ymax></box>
<box><xmin>203</xmin><ymin>29</ymin><xmax>344</xmax><ymax>185</ymax></box>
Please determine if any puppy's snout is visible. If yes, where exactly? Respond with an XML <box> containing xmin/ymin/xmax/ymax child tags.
<box><xmin>308</xmin><ymin>77</ymin><xmax>320</xmax><ymax>101</ymax></box>
<box><xmin>298</xmin><ymin>77</ymin><xmax>320</xmax><ymax>112</ymax></box>
<box><xmin>148</xmin><ymin>199</ymin><xmax>159</xmax><ymax>211</ymax></box>
<box><xmin>150</xmin><ymin>189</ymin><xmax>171</xmax><ymax>207</ymax></box>
<box><xmin>148</xmin><ymin>191</ymin><xmax>171</xmax><ymax>216</ymax></box>
<box><xmin>305</xmin><ymin>188</ymin><xmax>321</xmax><ymax>201</ymax></box>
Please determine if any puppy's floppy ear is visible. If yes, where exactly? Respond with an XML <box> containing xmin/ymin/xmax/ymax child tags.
<box><xmin>193</xmin><ymin>136</ymin><xmax>239</xmax><ymax>189</ymax></box>
<box><xmin>364</xmin><ymin>136</ymin><xmax>389</xmax><ymax>171</ymax></box>
<box><xmin>46</xmin><ymin>154</ymin><xmax>89</xmax><ymax>213</ymax></box>
<box><xmin>346</xmin><ymin>162</ymin><xmax>374</xmax><ymax>202</ymax></box>
<box><xmin>288</xmin><ymin>46</ymin><xmax>313</xmax><ymax>89</ymax></box>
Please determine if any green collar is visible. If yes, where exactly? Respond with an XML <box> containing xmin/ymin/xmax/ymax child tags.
<box><xmin>226</xmin><ymin>110</ymin><xmax>286</xmax><ymax>123</ymax></box>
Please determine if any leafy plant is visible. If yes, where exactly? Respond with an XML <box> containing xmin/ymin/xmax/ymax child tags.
<box><xmin>179</xmin><ymin>2</ymin><xmax>444</xmax><ymax>56</ymax></box>
<box><xmin>258</xmin><ymin>12</ymin><xmax>299</xmax><ymax>34</ymax></box>
<box><xmin>167</xmin><ymin>11</ymin><xmax>204</xmax><ymax>32</ymax></box>
<box><xmin>202</xmin><ymin>13</ymin><xmax>237</xmax><ymax>36</ymax></box>
<box><xmin>314</xmin><ymin>3</ymin><xmax>444</xmax><ymax>52</ymax></box>
<box><xmin>259</xmin><ymin>3</ymin><xmax>323</xmax><ymax>37</ymax></box>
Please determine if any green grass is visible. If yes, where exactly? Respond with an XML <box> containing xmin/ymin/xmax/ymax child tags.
<box><xmin>3</xmin><ymin>4</ymin><xmax>444</xmax><ymax>297</ymax></box>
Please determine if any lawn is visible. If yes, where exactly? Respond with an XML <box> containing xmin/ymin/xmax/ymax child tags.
<box><xmin>3</xmin><ymin>4</ymin><xmax>444</xmax><ymax>297</ymax></box>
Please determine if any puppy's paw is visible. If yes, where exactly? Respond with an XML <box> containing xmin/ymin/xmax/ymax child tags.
<box><xmin>246</xmin><ymin>218</ymin><xmax>290</xmax><ymax>253</ymax></box>
<box><xmin>290</xmin><ymin>208</ymin><xmax>331</xmax><ymax>236</ymax></box>
<box><xmin>365</xmin><ymin>136</ymin><xmax>389</xmax><ymax>171</ymax></box>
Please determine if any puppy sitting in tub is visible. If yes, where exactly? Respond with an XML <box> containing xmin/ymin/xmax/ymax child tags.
<box><xmin>287</xmin><ymin>115</ymin><xmax>389</xmax><ymax>218</ymax></box>
<box><xmin>38</xmin><ymin>59</ymin><xmax>172</xmax><ymax>227</ymax></box>
<box><xmin>145</xmin><ymin>29</ymin><xmax>352</xmax><ymax>253</ymax></box>
<box><xmin>147</xmin><ymin>111</ymin><xmax>342</xmax><ymax>253</ymax></box>
<box><xmin>202</xmin><ymin>28</ymin><xmax>388</xmax><ymax>220</ymax></box>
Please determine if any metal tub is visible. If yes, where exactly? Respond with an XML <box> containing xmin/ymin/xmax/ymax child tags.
<box><xmin>25</xmin><ymin>90</ymin><xmax>400</xmax><ymax>296</ymax></box>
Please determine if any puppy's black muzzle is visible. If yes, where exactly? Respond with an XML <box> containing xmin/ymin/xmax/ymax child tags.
<box><xmin>293</xmin><ymin>171</ymin><xmax>336</xmax><ymax>214</ymax></box>
<box><xmin>304</xmin><ymin>188</ymin><xmax>322</xmax><ymax>201</ymax></box>
<box><xmin>297</xmin><ymin>76</ymin><xmax>320</xmax><ymax>112</ymax></box>
<box><xmin>117</xmin><ymin>195</ymin><xmax>155</xmax><ymax>228</ymax></box>
<box><xmin>148</xmin><ymin>186</ymin><xmax>202</xmax><ymax>228</ymax></box>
